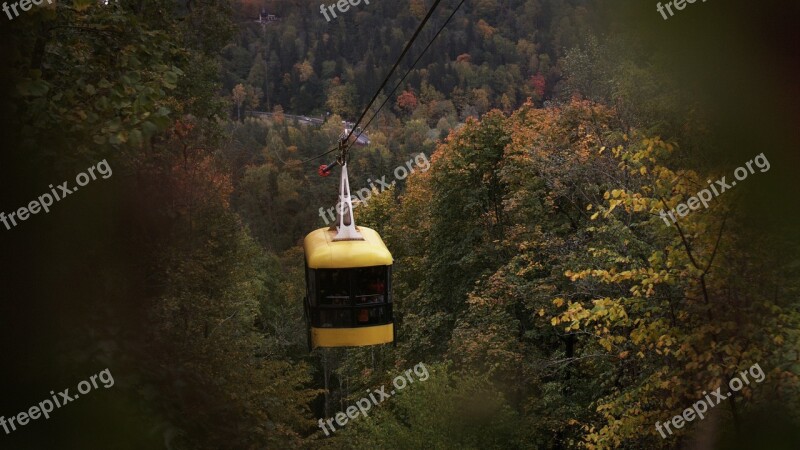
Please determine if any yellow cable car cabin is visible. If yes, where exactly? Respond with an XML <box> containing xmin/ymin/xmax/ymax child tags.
<box><xmin>303</xmin><ymin>226</ymin><xmax>394</xmax><ymax>349</ymax></box>
<box><xmin>303</xmin><ymin>159</ymin><xmax>394</xmax><ymax>350</ymax></box>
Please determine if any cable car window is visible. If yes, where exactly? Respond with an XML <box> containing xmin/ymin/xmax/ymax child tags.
<box><xmin>317</xmin><ymin>269</ymin><xmax>350</xmax><ymax>305</ymax></box>
<box><xmin>354</xmin><ymin>266</ymin><xmax>386</xmax><ymax>305</ymax></box>
<box><xmin>316</xmin><ymin>309</ymin><xmax>352</xmax><ymax>328</ymax></box>
<box><xmin>356</xmin><ymin>304</ymin><xmax>389</xmax><ymax>326</ymax></box>
<box><xmin>309</xmin><ymin>266</ymin><xmax>392</xmax><ymax>329</ymax></box>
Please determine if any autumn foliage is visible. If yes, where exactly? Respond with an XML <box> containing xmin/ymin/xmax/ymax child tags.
<box><xmin>396</xmin><ymin>90</ymin><xmax>419</xmax><ymax>115</ymax></box>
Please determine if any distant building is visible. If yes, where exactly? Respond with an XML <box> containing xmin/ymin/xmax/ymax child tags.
<box><xmin>257</xmin><ymin>8</ymin><xmax>279</xmax><ymax>24</ymax></box>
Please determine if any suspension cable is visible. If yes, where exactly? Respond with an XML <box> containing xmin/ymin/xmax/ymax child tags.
<box><xmin>339</xmin><ymin>0</ymin><xmax>445</xmax><ymax>147</ymax></box>
<box><xmin>298</xmin><ymin>144</ymin><xmax>339</xmax><ymax>165</ymax></box>
<box><xmin>300</xmin><ymin>0</ymin><xmax>460</xmax><ymax>165</ymax></box>
<box><xmin>345</xmin><ymin>0</ymin><xmax>467</xmax><ymax>152</ymax></box>
<box><xmin>301</xmin><ymin>0</ymin><xmax>446</xmax><ymax>164</ymax></box>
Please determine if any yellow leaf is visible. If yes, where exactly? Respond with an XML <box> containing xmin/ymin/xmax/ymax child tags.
<box><xmin>73</xmin><ymin>0</ymin><xmax>94</xmax><ymax>11</ymax></box>
<box><xmin>640</xmin><ymin>166</ymin><xmax>647</xmax><ymax>175</ymax></box>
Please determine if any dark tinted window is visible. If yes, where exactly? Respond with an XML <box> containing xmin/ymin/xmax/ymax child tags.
<box><xmin>311</xmin><ymin>304</ymin><xmax>392</xmax><ymax>328</ymax></box>
<box><xmin>316</xmin><ymin>269</ymin><xmax>350</xmax><ymax>305</ymax></box>
<box><xmin>309</xmin><ymin>266</ymin><xmax>392</xmax><ymax>328</ymax></box>
<box><xmin>354</xmin><ymin>266</ymin><xmax>386</xmax><ymax>304</ymax></box>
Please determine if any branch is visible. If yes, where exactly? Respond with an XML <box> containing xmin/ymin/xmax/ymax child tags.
<box><xmin>543</xmin><ymin>353</ymin><xmax>614</xmax><ymax>368</ymax></box>
<box><xmin>47</xmin><ymin>25</ymin><xmax>116</xmax><ymax>37</ymax></box>
<box><xmin>207</xmin><ymin>311</ymin><xmax>238</xmax><ymax>338</ymax></box>
<box><xmin>703</xmin><ymin>215</ymin><xmax>728</xmax><ymax>275</ymax></box>
<box><xmin>658</xmin><ymin>195</ymin><xmax>701</xmax><ymax>270</ymax></box>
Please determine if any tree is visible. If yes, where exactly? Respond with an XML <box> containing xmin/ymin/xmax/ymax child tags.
<box><xmin>335</xmin><ymin>364</ymin><xmax>527</xmax><ymax>449</ymax></box>
<box><xmin>247</xmin><ymin>53</ymin><xmax>269</xmax><ymax>105</ymax></box>
<box><xmin>531</xmin><ymin>73</ymin><xmax>546</xmax><ymax>100</ymax></box>
<box><xmin>232</xmin><ymin>83</ymin><xmax>247</xmax><ymax>121</ymax></box>
<box><xmin>294</xmin><ymin>60</ymin><xmax>315</xmax><ymax>82</ymax></box>
<box><xmin>396</xmin><ymin>90</ymin><xmax>419</xmax><ymax>115</ymax></box>
<box><xmin>145</xmin><ymin>158</ymin><xmax>319</xmax><ymax>448</ymax></box>
<box><xmin>325</xmin><ymin>79</ymin><xmax>358</xmax><ymax>118</ymax></box>
<box><xmin>552</xmin><ymin>135</ymin><xmax>800</xmax><ymax>448</ymax></box>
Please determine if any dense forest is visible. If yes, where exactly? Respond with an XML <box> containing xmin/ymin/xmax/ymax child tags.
<box><xmin>1</xmin><ymin>0</ymin><xmax>799</xmax><ymax>449</ymax></box>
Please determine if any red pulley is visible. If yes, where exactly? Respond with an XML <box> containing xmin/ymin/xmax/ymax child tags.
<box><xmin>318</xmin><ymin>164</ymin><xmax>332</xmax><ymax>177</ymax></box>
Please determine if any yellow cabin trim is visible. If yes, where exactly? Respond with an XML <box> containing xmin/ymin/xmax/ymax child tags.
<box><xmin>311</xmin><ymin>324</ymin><xmax>394</xmax><ymax>348</ymax></box>
<box><xmin>304</xmin><ymin>226</ymin><xmax>393</xmax><ymax>269</ymax></box>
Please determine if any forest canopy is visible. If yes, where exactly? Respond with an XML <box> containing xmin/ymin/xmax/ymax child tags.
<box><xmin>1</xmin><ymin>0</ymin><xmax>799</xmax><ymax>449</ymax></box>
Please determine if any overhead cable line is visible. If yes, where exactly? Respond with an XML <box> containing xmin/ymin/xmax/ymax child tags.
<box><xmin>298</xmin><ymin>144</ymin><xmax>340</xmax><ymax>165</ymax></box>
<box><xmin>345</xmin><ymin>0</ymin><xmax>467</xmax><ymax>153</ymax></box>
<box><xmin>296</xmin><ymin>0</ymin><xmax>444</xmax><ymax>165</ymax></box>
<box><xmin>340</xmin><ymin>0</ymin><xmax>445</xmax><ymax>147</ymax></box>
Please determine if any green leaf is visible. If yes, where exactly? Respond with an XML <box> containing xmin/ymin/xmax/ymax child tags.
<box><xmin>106</xmin><ymin>118</ymin><xmax>122</xmax><ymax>133</ymax></box>
<box><xmin>149</xmin><ymin>115</ymin><xmax>170</xmax><ymax>129</ymax></box>
<box><xmin>163</xmin><ymin>71</ymin><xmax>178</xmax><ymax>89</ymax></box>
<box><xmin>141</xmin><ymin>121</ymin><xmax>158</xmax><ymax>137</ymax></box>
<box><xmin>17</xmin><ymin>79</ymin><xmax>50</xmax><ymax>97</ymax></box>
<box><xmin>129</xmin><ymin>129</ymin><xmax>143</xmax><ymax>148</ymax></box>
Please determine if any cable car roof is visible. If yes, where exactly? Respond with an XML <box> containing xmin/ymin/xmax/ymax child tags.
<box><xmin>304</xmin><ymin>226</ymin><xmax>393</xmax><ymax>269</ymax></box>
